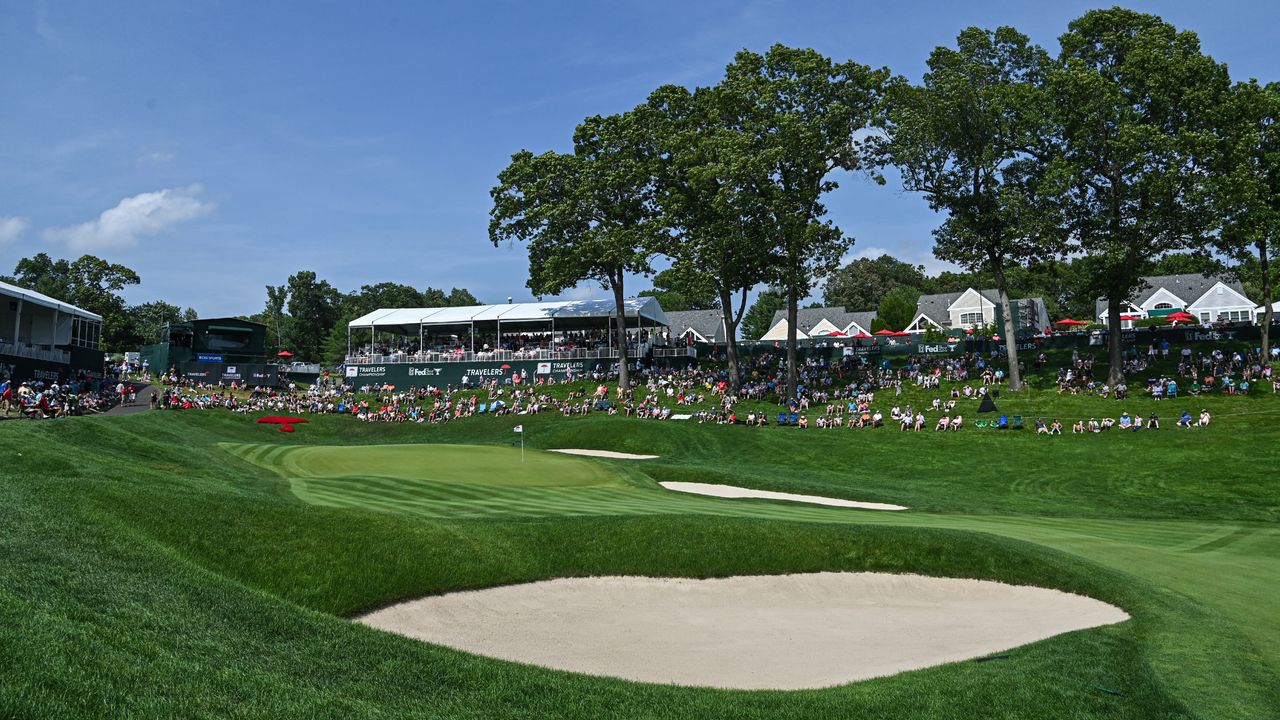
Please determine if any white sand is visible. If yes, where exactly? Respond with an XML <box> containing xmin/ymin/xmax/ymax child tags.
<box><xmin>660</xmin><ymin>481</ymin><xmax>908</xmax><ymax>511</ymax></box>
<box><xmin>548</xmin><ymin>448</ymin><xmax>659</xmax><ymax>460</ymax></box>
<box><xmin>357</xmin><ymin>572</ymin><xmax>1127</xmax><ymax>690</ymax></box>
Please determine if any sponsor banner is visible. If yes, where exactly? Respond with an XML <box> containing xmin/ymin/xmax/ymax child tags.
<box><xmin>196</xmin><ymin>353</ymin><xmax>224</xmax><ymax>363</ymax></box>
<box><xmin>345</xmin><ymin>359</ymin><xmax>616</xmax><ymax>387</ymax></box>
<box><xmin>181</xmin><ymin>362</ymin><xmax>279</xmax><ymax>386</ymax></box>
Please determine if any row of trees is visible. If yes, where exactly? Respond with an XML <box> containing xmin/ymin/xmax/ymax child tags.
<box><xmin>3</xmin><ymin>253</ymin><xmax>197</xmax><ymax>351</ymax></box>
<box><xmin>243</xmin><ymin>273</ymin><xmax>480</xmax><ymax>364</ymax></box>
<box><xmin>491</xmin><ymin>8</ymin><xmax>1279</xmax><ymax>393</ymax></box>
<box><xmin>3</xmin><ymin>253</ymin><xmax>481</xmax><ymax>364</ymax></box>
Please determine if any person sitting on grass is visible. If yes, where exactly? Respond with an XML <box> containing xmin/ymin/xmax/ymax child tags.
<box><xmin>797</xmin><ymin>415</ymin><xmax>809</xmax><ymax>429</ymax></box>
<box><xmin>1049</xmin><ymin>419</ymin><xmax>1063</xmax><ymax>435</ymax></box>
<box><xmin>913</xmin><ymin>412</ymin><xmax>925</xmax><ymax>432</ymax></box>
<box><xmin>1132</xmin><ymin>414</ymin><xmax>1143</xmax><ymax>430</ymax></box>
<box><xmin>1101</xmin><ymin>417</ymin><xmax>1116</xmax><ymax>430</ymax></box>
<box><xmin>900</xmin><ymin>413</ymin><xmax>911</xmax><ymax>431</ymax></box>
<box><xmin>1088</xmin><ymin>417</ymin><xmax>1100</xmax><ymax>433</ymax></box>
<box><xmin>872</xmin><ymin>410</ymin><xmax>884</xmax><ymax>428</ymax></box>
<box><xmin>1197</xmin><ymin>409</ymin><xmax>1211</xmax><ymax>427</ymax></box>
<box><xmin>950</xmin><ymin>414</ymin><xmax>962</xmax><ymax>431</ymax></box>
<box><xmin>1118</xmin><ymin>412</ymin><xmax>1132</xmax><ymax>430</ymax></box>
<box><xmin>1148</xmin><ymin>413</ymin><xmax>1160</xmax><ymax>429</ymax></box>
<box><xmin>1035</xmin><ymin>417</ymin><xmax>1049</xmax><ymax>435</ymax></box>
<box><xmin>1178</xmin><ymin>410</ymin><xmax>1194</xmax><ymax>428</ymax></box>
<box><xmin>935</xmin><ymin>415</ymin><xmax>950</xmax><ymax>431</ymax></box>
<box><xmin>1072</xmin><ymin>419</ymin><xmax>1085</xmax><ymax>434</ymax></box>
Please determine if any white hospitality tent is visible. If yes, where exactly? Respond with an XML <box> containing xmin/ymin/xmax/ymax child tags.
<box><xmin>346</xmin><ymin>297</ymin><xmax>670</xmax><ymax>355</ymax></box>
<box><xmin>1</xmin><ymin>278</ymin><xmax>103</xmax><ymax>349</ymax></box>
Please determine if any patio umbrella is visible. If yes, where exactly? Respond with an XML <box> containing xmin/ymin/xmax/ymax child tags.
<box><xmin>1120</xmin><ymin>314</ymin><xmax>1141</xmax><ymax>321</ymax></box>
<box><xmin>827</xmin><ymin>330</ymin><xmax>848</xmax><ymax>337</ymax></box>
<box><xmin>1167</xmin><ymin>311</ymin><xmax>1196</xmax><ymax>322</ymax></box>
<box><xmin>873</xmin><ymin>329</ymin><xmax>896</xmax><ymax>336</ymax></box>
<box><xmin>851</xmin><ymin>332</ymin><xmax>873</xmax><ymax>339</ymax></box>
<box><xmin>892</xmin><ymin>330</ymin><xmax>911</xmax><ymax>336</ymax></box>
<box><xmin>1055</xmin><ymin>318</ymin><xmax>1088</xmax><ymax>326</ymax></box>
<box><xmin>276</xmin><ymin>350</ymin><xmax>294</xmax><ymax>358</ymax></box>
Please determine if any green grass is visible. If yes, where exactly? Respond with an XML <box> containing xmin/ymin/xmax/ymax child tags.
<box><xmin>2</xmin><ymin>404</ymin><xmax>1278</xmax><ymax>719</ymax></box>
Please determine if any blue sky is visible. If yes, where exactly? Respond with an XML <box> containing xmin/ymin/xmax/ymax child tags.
<box><xmin>2</xmin><ymin>1</ymin><xmax>1278</xmax><ymax>317</ymax></box>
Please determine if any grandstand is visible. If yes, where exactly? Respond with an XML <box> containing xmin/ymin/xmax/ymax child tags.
<box><xmin>0</xmin><ymin>279</ymin><xmax>103</xmax><ymax>383</ymax></box>
<box><xmin>344</xmin><ymin>297</ymin><xmax>683</xmax><ymax>386</ymax></box>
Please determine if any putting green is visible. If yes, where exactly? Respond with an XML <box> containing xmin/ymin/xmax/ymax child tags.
<box><xmin>224</xmin><ymin>442</ymin><xmax>622</xmax><ymax>489</ymax></box>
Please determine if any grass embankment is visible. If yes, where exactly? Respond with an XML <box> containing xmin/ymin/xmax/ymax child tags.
<box><xmin>1</xmin><ymin>408</ymin><xmax>1277</xmax><ymax>719</ymax></box>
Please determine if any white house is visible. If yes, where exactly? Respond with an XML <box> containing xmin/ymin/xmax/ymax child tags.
<box><xmin>1096</xmin><ymin>274</ymin><xmax>1256</xmax><ymax>325</ymax></box>
<box><xmin>906</xmin><ymin>288</ymin><xmax>1050</xmax><ymax>334</ymax></box>
<box><xmin>761</xmin><ymin>307</ymin><xmax>878</xmax><ymax>340</ymax></box>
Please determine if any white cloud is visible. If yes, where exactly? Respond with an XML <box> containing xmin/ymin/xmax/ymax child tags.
<box><xmin>138</xmin><ymin>151</ymin><xmax>175</xmax><ymax>164</ymax></box>
<box><xmin>0</xmin><ymin>216</ymin><xmax>30</xmax><ymax>246</ymax></box>
<box><xmin>44</xmin><ymin>185</ymin><xmax>214</xmax><ymax>252</ymax></box>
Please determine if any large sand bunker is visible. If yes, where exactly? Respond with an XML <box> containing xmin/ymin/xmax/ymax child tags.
<box><xmin>356</xmin><ymin>572</ymin><xmax>1127</xmax><ymax>690</ymax></box>
<box><xmin>660</xmin><ymin>481</ymin><xmax>908</xmax><ymax>511</ymax></box>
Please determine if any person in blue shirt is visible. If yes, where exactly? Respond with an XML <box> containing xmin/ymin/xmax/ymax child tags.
<box><xmin>1178</xmin><ymin>410</ymin><xmax>1194</xmax><ymax>428</ymax></box>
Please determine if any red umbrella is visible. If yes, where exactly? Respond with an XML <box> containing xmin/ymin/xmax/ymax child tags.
<box><xmin>1055</xmin><ymin>318</ymin><xmax>1088</xmax><ymax>326</ymax></box>
<box><xmin>873</xmin><ymin>329</ymin><xmax>896</xmax><ymax>336</ymax></box>
<box><xmin>1119</xmin><ymin>314</ymin><xmax>1141</xmax><ymax>321</ymax></box>
<box><xmin>276</xmin><ymin>350</ymin><xmax>294</xmax><ymax>358</ymax></box>
<box><xmin>827</xmin><ymin>330</ymin><xmax>848</xmax><ymax>337</ymax></box>
<box><xmin>851</xmin><ymin>332</ymin><xmax>873</xmax><ymax>339</ymax></box>
<box><xmin>892</xmin><ymin>330</ymin><xmax>911</xmax><ymax>336</ymax></box>
<box><xmin>1167</xmin><ymin>311</ymin><xmax>1196</xmax><ymax>322</ymax></box>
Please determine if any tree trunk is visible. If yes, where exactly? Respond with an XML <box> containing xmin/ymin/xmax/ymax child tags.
<box><xmin>785</xmin><ymin>288</ymin><xmax>799</xmax><ymax>401</ymax></box>
<box><xmin>1260</xmin><ymin>237</ymin><xmax>1272</xmax><ymax>363</ymax></box>
<box><xmin>1106</xmin><ymin>292</ymin><xmax>1124</xmax><ymax>386</ymax></box>
<box><xmin>989</xmin><ymin>253</ymin><xmax>1022</xmax><ymax>391</ymax></box>
<box><xmin>611</xmin><ymin>274</ymin><xmax>629</xmax><ymax>391</ymax></box>
<box><xmin>718</xmin><ymin>287</ymin><xmax>743</xmax><ymax>394</ymax></box>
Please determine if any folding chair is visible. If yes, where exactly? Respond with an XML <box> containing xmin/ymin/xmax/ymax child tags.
<box><xmin>1011</xmin><ymin>415</ymin><xmax>1023</xmax><ymax>430</ymax></box>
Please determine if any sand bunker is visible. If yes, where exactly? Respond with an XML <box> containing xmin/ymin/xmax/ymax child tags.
<box><xmin>548</xmin><ymin>449</ymin><xmax>658</xmax><ymax>460</ymax></box>
<box><xmin>661</xmin><ymin>481</ymin><xmax>908</xmax><ymax>511</ymax></box>
<box><xmin>357</xmin><ymin>572</ymin><xmax>1127</xmax><ymax>690</ymax></box>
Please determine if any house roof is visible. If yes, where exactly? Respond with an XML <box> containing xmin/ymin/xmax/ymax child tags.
<box><xmin>768</xmin><ymin>306</ymin><xmax>878</xmax><ymax>337</ymax></box>
<box><xmin>664</xmin><ymin>309</ymin><xmax>727</xmax><ymax>343</ymax></box>
<box><xmin>915</xmin><ymin>288</ymin><xmax>1049</xmax><ymax>330</ymax></box>
<box><xmin>1094</xmin><ymin>274</ymin><xmax>1252</xmax><ymax>318</ymax></box>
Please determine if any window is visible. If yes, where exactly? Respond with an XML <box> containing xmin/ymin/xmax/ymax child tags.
<box><xmin>1217</xmin><ymin>310</ymin><xmax>1251</xmax><ymax>323</ymax></box>
<box><xmin>1200</xmin><ymin>312</ymin><xmax>1211</xmax><ymax>323</ymax></box>
<box><xmin>959</xmin><ymin>311</ymin><xmax>983</xmax><ymax>326</ymax></box>
<box><xmin>1153</xmin><ymin>302</ymin><xmax>1173</xmax><ymax>310</ymax></box>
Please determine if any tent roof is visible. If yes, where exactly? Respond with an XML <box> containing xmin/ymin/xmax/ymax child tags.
<box><xmin>348</xmin><ymin>297</ymin><xmax>669</xmax><ymax>334</ymax></box>
<box><xmin>0</xmin><ymin>279</ymin><xmax>103</xmax><ymax>321</ymax></box>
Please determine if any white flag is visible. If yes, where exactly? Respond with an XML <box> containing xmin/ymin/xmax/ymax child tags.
<box><xmin>513</xmin><ymin>425</ymin><xmax>523</xmax><ymax>433</ymax></box>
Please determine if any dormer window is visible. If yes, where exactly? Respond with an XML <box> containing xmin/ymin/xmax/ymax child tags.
<box><xmin>1153</xmin><ymin>302</ymin><xmax>1173</xmax><ymax>310</ymax></box>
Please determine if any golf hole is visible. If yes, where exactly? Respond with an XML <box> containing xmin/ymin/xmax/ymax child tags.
<box><xmin>357</xmin><ymin>572</ymin><xmax>1127</xmax><ymax>690</ymax></box>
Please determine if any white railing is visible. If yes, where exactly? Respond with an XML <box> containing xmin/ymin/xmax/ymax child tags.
<box><xmin>653</xmin><ymin>347</ymin><xmax>697</xmax><ymax>358</ymax></box>
<box><xmin>345</xmin><ymin>347</ymin><xmax>638</xmax><ymax>365</ymax></box>
<box><xmin>0</xmin><ymin>341</ymin><xmax>71</xmax><ymax>364</ymax></box>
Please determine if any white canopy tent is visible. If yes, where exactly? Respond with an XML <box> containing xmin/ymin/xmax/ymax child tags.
<box><xmin>346</xmin><ymin>297</ymin><xmax>670</xmax><ymax>358</ymax></box>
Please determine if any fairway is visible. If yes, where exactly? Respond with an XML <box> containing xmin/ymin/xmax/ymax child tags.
<box><xmin>3</xmin><ymin>411</ymin><xmax>1278</xmax><ymax>719</ymax></box>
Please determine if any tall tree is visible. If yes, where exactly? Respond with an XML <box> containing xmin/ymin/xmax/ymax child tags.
<box><xmin>491</xmin><ymin>110</ymin><xmax>661</xmax><ymax>390</ymax></box>
<box><xmin>282</xmin><ymin>271</ymin><xmax>340</xmax><ymax>362</ymax></box>
<box><xmin>262</xmin><ymin>284</ymin><xmax>289</xmax><ymax>355</ymax></box>
<box><xmin>647</xmin><ymin>83</ymin><xmax>771</xmax><ymax>390</ymax></box>
<box><xmin>126</xmin><ymin>300</ymin><xmax>192</xmax><ymax>346</ymax></box>
<box><xmin>8</xmin><ymin>253</ymin><xmax>141</xmax><ymax>351</ymax></box>
<box><xmin>886</xmin><ymin>26</ymin><xmax>1057</xmax><ymax>391</ymax></box>
<box><xmin>1213</xmin><ymin>80</ymin><xmax>1280</xmax><ymax>359</ymax></box>
<box><xmin>824</xmin><ymin>254</ymin><xmax>929</xmax><ymax>310</ymax></box>
<box><xmin>1044</xmin><ymin>8</ymin><xmax>1231</xmax><ymax>384</ymax></box>
<box><xmin>723</xmin><ymin>45</ymin><xmax>892</xmax><ymax>399</ymax></box>
<box><xmin>741</xmin><ymin>288</ymin><xmax>787</xmax><ymax>341</ymax></box>
<box><xmin>875</xmin><ymin>287</ymin><xmax>919</xmax><ymax>331</ymax></box>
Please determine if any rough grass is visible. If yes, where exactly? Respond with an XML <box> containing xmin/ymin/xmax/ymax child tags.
<box><xmin>1</xmin><ymin>403</ymin><xmax>1277</xmax><ymax>719</ymax></box>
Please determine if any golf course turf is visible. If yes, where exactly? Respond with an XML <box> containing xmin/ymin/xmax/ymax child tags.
<box><xmin>2</xmin><ymin>402</ymin><xmax>1277</xmax><ymax>719</ymax></box>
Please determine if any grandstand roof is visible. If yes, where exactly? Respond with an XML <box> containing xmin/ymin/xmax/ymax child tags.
<box><xmin>0</xmin><ymin>278</ymin><xmax>103</xmax><ymax>321</ymax></box>
<box><xmin>348</xmin><ymin>297</ymin><xmax>669</xmax><ymax>334</ymax></box>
